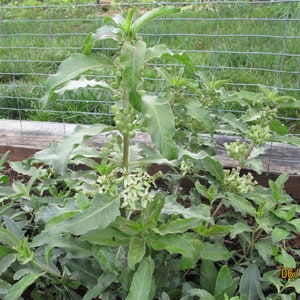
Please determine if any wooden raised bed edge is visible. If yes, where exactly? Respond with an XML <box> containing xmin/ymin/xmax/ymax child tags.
<box><xmin>0</xmin><ymin>119</ymin><xmax>299</xmax><ymax>200</ymax></box>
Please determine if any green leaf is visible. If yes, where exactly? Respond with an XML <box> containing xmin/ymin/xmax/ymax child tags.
<box><xmin>200</xmin><ymin>156</ymin><xmax>224</xmax><ymax>183</ymax></box>
<box><xmin>289</xmin><ymin>219</ymin><xmax>300</xmax><ymax>232</ymax></box>
<box><xmin>126</xmin><ymin>256</ymin><xmax>155</xmax><ymax>300</ymax></box>
<box><xmin>120</xmin><ymin>40</ymin><xmax>146</xmax><ymax>111</ymax></box>
<box><xmin>55</xmin><ymin>76</ymin><xmax>116</xmax><ymax>95</ymax></box>
<box><xmin>131</xmin><ymin>6</ymin><xmax>180</xmax><ymax>36</ymax></box>
<box><xmin>92</xmin><ymin>25</ymin><xmax>121</xmax><ymax>43</ymax></box>
<box><xmin>41</xmin><ymin>53</ymin><xmax>114</xmax><ymax>105</ymax></box>
<box><xmin>0</xmin><ymin>227</ymin><xmax>20</xmax><ymax>249</ymax></box>
<box><xmin>254</xmin><ymin>239</ymin><xmax>274</xmax><ymax>265</ymax></box>
<box><xmin>34</xmin><ymin>124</ymin><xmax>109</xmax><ymax>175</ymax></box>
<box><xmin>49</xmin><ymin>194</ymin><xmax>120</xmax><ymax>235</ymax></box>
<box><xmin>183</xmin><ymin>99</ymin><xmax>214</xmax><ymax>134</ymax></box>
<box><xmin>3</xmin><ymin>273</ymin><xmax>43</xmax><ymax>300</ymax></box>
<box><xmin>229</xmin><ymin>222</ymin><xmax>252</xmax><ymax>239</ymax></box>
<box><xmin>200</xmin><ymin>260</ymin><xmax>218</xmax><ymax>294</ymax></box>
<box><xmin>63</xmin><ymin>258</ymin><xmax>101</xmax><ymax>289</ymax></box>
<box><xmin>287</xmin><ymin>279</ymin><xmax>300</xmax><ymax>293</ymax></box>
<box><xmin>103</xmin><ymin>13</ymin><xmax>125</xmax><ymax>30</ymax></box>
<box><xmin>124</xmin><ymin>6</ymin><xmax>137</xmax><ymax>36</ymax></box>
<box><xmin>155</xmin><ymin>218</ymin><xmax>202</xmax><ymax>235</ymax></box>
<box><xmin>82</xmin><ymin>273</ymin><xmax>116</xmax><ymax>300</ymax></box>
<box><xmin>142</xmin><ymin>95</ymin><xmax>178</xmax><ymax>160</ymax></box>
<box><xmin>270</xmin><ymin>134</ymin><xmax>300</xmax><ymax>147</ymax></box>
<box><xmin>200</xmin><ymin>242</ymin><xmax>231</xmax><ymax>261</ymax></box>
<box><xmin>239</xmin><ymin>264</ymin><xmax>261</xmax><ymax>300</ymax></box>
<box><xmin>0</xmin><ymin>253</ymin><xmax>17</xmax><ymax>275</ymax></box>
<box><xmin>162</xmin><ymin>198</ymin><xmax>213</xmax><ymax>223</ymax></box>
<box><xmin>215</xmin><ymin>265</ymin><xmax>233</xmax><ymax>295</ymax></box>
<box><xmin>0</xmin><ymin>279</ymin><xmax>11</xmax><ymax>295</ymax></box>
<box><xmin>187</xmin><ymin>289</ymin><xmax>215</xmax><ymax>300</ymax></box>
<box><xmin>202</xmin><ymin>225</ymin><xmax>232</xmax><ymax>237</ymax></box>
<box><xmin>275</xmin><ymin>248</ymin><xmax>296</xmax><ymax>268</ymax></box>
<box><xmin>140</xmin><ymin>193</ymin><xmax>165</xmax><ymax>226</ymax></box>
<box><xmin>271</xmin><ymin>227</ymin><xmax>290</xmax><ymax>243</ymax></box>
<box><xmin>269</xmin><ymin>119</ymin><xmax>288</xmax><ymax>135</ymax></box>
<box><xmin>128</xmin><ymin>237</ymin><xmax>146</xmax><ymax>270</ymax></box>
<box><xmin>150</xmin><ymin>234</ymin><xmax>194</xmax><ymax>258</ymax></box>
<box><xmin>144</xmin><ymin>45</ymin><xmax>173</xmax><ymax>64</ymax></box>
<box><xmin>225</xmin><ymin>193</ymin><xmax>257</xmax><ymax>217</ymax></box>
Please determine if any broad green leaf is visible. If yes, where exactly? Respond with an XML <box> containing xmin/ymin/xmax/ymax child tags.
<box><xmin>92</xmin><ymin>246</ymin><xmax>119</xmax><ymax>275</ymax></box>
<box><xmin>271</xmin><ymin>227</ymin><xmax>290</xmax><ymax>243</ymax></box>
<box><xmin>0</xmin><ymin>227</ymin><xmax>20</xmax><ymax>249</ymax></box>
<box><xmin>120</xmin><ymin>40</ymin><xmax>146</xmax><ymax>111</ymax></box>
<box><xmin>128</xmin><ymin>237</ymin><xmax>146</xmax><ymax>270</ymax></box>
<box><xmin>140</xmin><ymin>193</ymin><xmax>165</xmax><ymax>226</ymax></box>
<box><xmin>181</xmin><ymin>238</ymin><xmax>204</xmax><ymax>270</ymax></box>
<box><xmin>41</xmin><ymin>53</ymin><xmax>114</xmax><ymax>105</ymax></box>
<box><xmin>126</xmin><ymin>256</ymin><xmax>155</xmax><ymax>300</ymax></box>
<box><xmin>34</xmin><ymin>124</ymin><xmax>109</xmax><ymax>175</ymax></box>
<box><xmin>215</xmin><ymin>265</ymin><xmax>233</xmax><ymax>295</ymax></box>
<box><xmin>82</xmin><ymin>273</ymin><xmax>116</xmax><ymax>300</ymax></box>
<box><xmin>55</xmin><ymin>76</ymin><xmax>116</xmax><ymax>95</ymax></box>
<box><xmin>200</xmin><ymin>156</ymin><xmax>224</xmax><ymax>183</ymax></box>
<box><xmin>200</xmin><ymin>260</ymin><xmax>218</xmax><ymax>294</ymax></box>
<box><xmin>155</xmin><ymin>218</ymin><xmax>202</xmax><ymax>235</ymax></box>
<box><xmin>162</xmin><ymin>198</ymin><xmax>213</xmax><ymax>223</ymax></box>
<box><xmin>289</xmin><ymin>218</ymin><xmax>300</xmax><ymax>232</ymax></box>
<box><xmin>0</xmin><ymin>253</ymin><xmax>17</xmax><ymax>275</ymax></box>
<box><xmin>3</xmin><ymin>216</ymin><xmax>23</xmax><ymax>240</ymax></box>
<box><xmin>142</xmin><ymin>95</ymin><xmax>178</xmax><ymax>160</ymax></box>
<box><xmin>219</xmin><ymin>113</ymin><xmax>247</xmax><ymax>134</ymax></box>
<box><xmin>225</xmin><ymin>193</ymin><xmax>257</xmax><ymax>217</ymax></box>
<box><xmin>183</xmin><ymin>99</ymin><xmax>214</xmax><ymax>134</ymax></box>
<box><xmin>63</xmin><ymin>258</ymin><xmax>101</xmax><ymax>289</ymax></box>
<box><xmin>270</xmin><ymin>134</ymin><xmax>300</xmax><ymax>147</ymax></box>
<box><xmin>92</xmin><ymin>25</ymin><xmax>121</xmax><ymax>43</ymax></box>
<box><xmin>0</xmin><ymin>279</ymin><xmax>11</xmax><ymax>295</ymax></box>
<box><xmin>254</xmin><ymin>239</ymin><xmax>274</xmax><ymax>265</ymax></box>
<box><xmin>150</xmin><ymin>234</ymin><xmax>194</xmax><ymax>258</ymax></box>
<box><xmin>239</xmin><ymin>264</ymin><xmax>261</xmax><ymax>300</ymax></box>
<box><xmin>275</xmin><ymin>248</ymin><xmax>296</xmax><ymax>268</ymax></box>
<box><xmin>131</xmin><ymin>6</ymin><xmax>180</xmax><ymax>36</ymax></box>
<box><xmin>103</xmin><ymin>13</ymin><xmax>125</xmax><ymax>30</ymax></box>
<box><xmin>202</xmin><ymin>225</ymin><xmax>232</xmax><ymax>237</ymax></box>
<box><xmin>200</xmin><ymin>242</ymin><xmax>231</xmax><ymax>261</ymax></box>
<box><xmin>269</xmin><ymin>119</ymin><xmax>288</xmax><ymax>135</ymax></box>
<box><xmin>262</xmin><ymin>270</ymin><xmax>282</xmax><ymax>293</ymax></box>
<box><xmin>50</xmin><ymin>194</ymin><xmax>120</xmax><ymax>235</ymax></box>
<box><xmin>0</xmin><ymin>245</ymin><xmax>14</xmax><ymax>260</ymax></box>
<box><xmin>230</xmin><ymin>222</ymin><xmax>252</xmax><ymax>239</ymax></box>
<box><xmin>144</xmin><ymin>45</ymin><xmax>173</xmax><ymax>64</ymax></box>
<box><xmin>3</xmin><ymin>273</ymin><xmax>43</xmax><ymax>300</ymax></box>
<box><xmin>187</xmin><ymin>289</ymin><xmax>215</xmax><ymax>300</ymax></box>
<box><xmin>287</xmin><ymin>279</ymin><xmax>300</xmax><ymax>293</ymax></box>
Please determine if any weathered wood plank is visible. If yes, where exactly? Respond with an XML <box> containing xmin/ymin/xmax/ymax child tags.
<box><xmin>0</xmin><ymin>119</ymin><xmax>300</xmax><ymax>175</ymax></box>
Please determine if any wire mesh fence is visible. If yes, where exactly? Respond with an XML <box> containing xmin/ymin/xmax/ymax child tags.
<box><xmin>0</xmin><ymin>0</ymin><xmax>299</xmax><ymax>127</ymax></box>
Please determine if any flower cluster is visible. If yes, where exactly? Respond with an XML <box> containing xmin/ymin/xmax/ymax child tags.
<box><xmin>246</xmin><ymin>124</ymin><xmax>270</xmax><ymax>145</ymax></box>
<box><xmin>224</xmin><ymin>168</ymin><xmax>257</xmax><ymax>194</ymax></box>
<box><xmin>224</xmin><ymin>139</ymin><xmax>249</xmax><ymax>162</ymax></box>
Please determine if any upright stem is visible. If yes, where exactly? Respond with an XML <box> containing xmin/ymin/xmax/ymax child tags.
<box><xmin>120</xmin><ymin>89</ymin><xmax>130</xmax><ymax>217</ymax></box>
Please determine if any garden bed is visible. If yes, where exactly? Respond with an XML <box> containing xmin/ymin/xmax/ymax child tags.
<box><xmin>1</xmin><ymin>119</ymin><xmax>299</xmax><ymax>200</ymax></box>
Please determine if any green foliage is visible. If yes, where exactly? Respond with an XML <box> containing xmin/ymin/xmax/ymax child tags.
<box><xmin>1</xmin><ymin>6</ymin><xmax>300</xmax><ymax>300</ymax></box>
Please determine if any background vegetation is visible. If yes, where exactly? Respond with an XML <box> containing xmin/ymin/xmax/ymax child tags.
<box><xmin>0</xmin><ymin>0</ymin><xmax>299</xmax><ymax>131</ymax></box>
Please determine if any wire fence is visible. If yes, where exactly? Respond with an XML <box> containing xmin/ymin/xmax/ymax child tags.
<box><xmin>0</xmin><ymin>0</ymin><xmax>299</xmax><ymax>128</ymax></box>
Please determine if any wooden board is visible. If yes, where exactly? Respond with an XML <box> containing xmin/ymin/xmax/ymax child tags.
<box><xmin>0</xmin><ymin>119</ymin><xmax>300</xmax><ymax>176</ymax></box>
